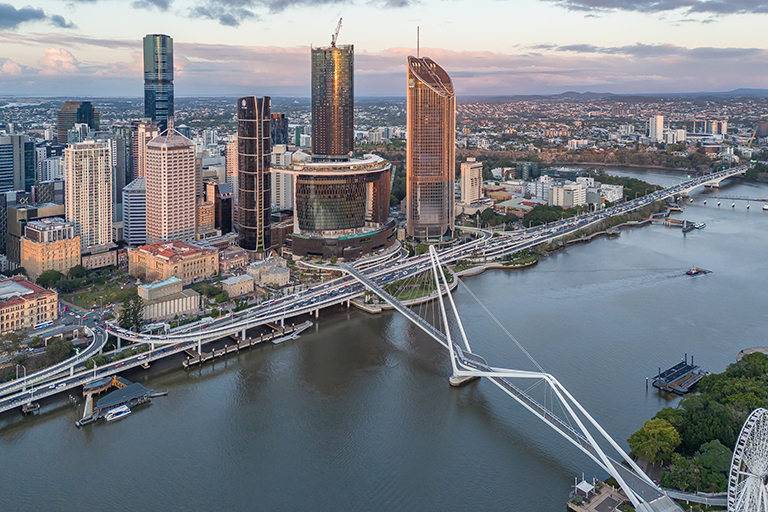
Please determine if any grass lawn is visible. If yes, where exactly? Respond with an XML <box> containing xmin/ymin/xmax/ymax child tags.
<box><xmin>65</xmin><ymin>281</ymin><xmax>137</xmax><ymax>309</ymax></box>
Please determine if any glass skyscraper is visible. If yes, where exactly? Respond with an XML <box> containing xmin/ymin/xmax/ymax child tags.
<box><xmin>406</xmin><ymin>56</ymin><xmax>456</xmax><ymax>241</ymax></box>
<box><xmin>237</xmin><ymin>96</ymin><xmax>272</xmax><ymax>255</ymax></box>
<box><xmin>143</xmin><ymin>34</ymin><xmax>174</xmax><ymax>132</ymax></box>
<box><xmin>311</xmin><ymin>44</ymin><xmax>354</xmax><ymax>161</ymax></box>
<box><xmin>57</xmin><ymin>101</ymin><xmax>100</xmax><ymax>144</ymax></box>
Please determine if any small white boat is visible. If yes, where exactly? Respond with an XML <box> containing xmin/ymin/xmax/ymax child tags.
<box><xmin>105</xmin><ymin>405</ymin><xmax>131</xmax><ymax>422</ymax></box>
<box><xmin>703</xmin><ymin>200</ymin><xmax>707</xmax><ymax>204</ymax></box>
<box><xmin>747</xmin><ymin>203</ymin><xmax>750</xmax><ymax>209</ymax></box>
<box><xmin>732</xmin><ymin>203</ymin><xmax>736</xmax><ymax>208</ymax></box>
<box><xmin>690</xmin><ymin>198</ymin><xmax>694</xmax><ymax>203</ymax></box>
<box><xmin>763</xmin><ymin>204</ymin><xmax>768</xmax><ymax>211</ymax></box>
<box><xmin>717</xmin><ymin>201</ymin><xmax>721</xmax><ymax>206</ymax></box>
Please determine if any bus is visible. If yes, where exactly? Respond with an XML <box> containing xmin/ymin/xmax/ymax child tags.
<box><xmin>33</xmin><ymin>321</ymin><xmax>53</xmax><ymax>330</ymax></box>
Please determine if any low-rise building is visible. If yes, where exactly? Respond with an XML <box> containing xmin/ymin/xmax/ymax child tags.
<box><xmin>246</xmin><ymin>256</ymin><xmax>287</xmax><ymax>283</ymax></box>
<box><xmin>221</xmin><ymin>275</ymin><xmax>254</xmax><ymax>298</ymax></box>
<box><xmin>129</xmin><ymin>241</ymin><xmax>219</xmax><ymax>284</ymax></box>
<box><xmin>19</xmin><ymin>217</ymin><xmax>81</xmax><ymax>281</ymax></box>
<box><xmin>138</xmin><ymin>276</ymin><xmax>199</xmax><ymax>321</ymax></box>
<box><xmin>261</xmin><ymin>266</ymin><xmax>290</xmax><ymax>287</ymax></box>
<box><xmin>0</xmin><ymin>277</ymin><xmax>58</xmax><ymax>333</ymax></box>
<box><xmin>81</xmin><ymin>245</ymin><xmax>118</xmax><ymax>271</ymax></box>
<box><xmin>219</xmin><ymin>246</ymin><xmax>249</xmax><ymax>273</ymax></box>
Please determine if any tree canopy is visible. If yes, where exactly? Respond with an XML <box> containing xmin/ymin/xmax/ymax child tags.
<box><xmin>36</xmin><ymin>269</ymin><xmax>63</xmax><ymax>288</ymax></box>
<box><xmin>628</xmin><ymin>418</ymin><xmax>681</xmax><ymax>464</ymax></box>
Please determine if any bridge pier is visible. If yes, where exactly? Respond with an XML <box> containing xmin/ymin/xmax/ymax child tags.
<box><xmin>315</xmin><ymin>308</ymin><xmax>319</xmax><ymax>319</ymax></box>
<box><xmin>280</xmin><ymin>317</ymin><xmax>284</xmax><ymax>328</ymax></box>
<box><xmin>117</xmin><ymin>337</ymin><xmax>121</xmax><ymax>351</ymax></box>
<box><xmin>450</xmin><ymin>374</ymin><xmax>480</xmax><ymax>387</ymax></box>
<box><xmin>241</xmin><ymin>329</ymin><xmax>246</xmax><ymax>339</ymax></box>
<box><xmin>70</xmin><ymin>366</ymin><xmax>73</xmax><ymax>377</ymax></box>
<box><xmin>197</xmin><ymin>338</ymin><xmax>202</xmax><ymax>355</ymax></box>
<box><xmin>346</xmin><ymin>299</ymin><xmax>350</xmax><ymax>309</ymax></box>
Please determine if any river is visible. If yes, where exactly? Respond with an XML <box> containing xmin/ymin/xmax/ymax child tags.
<box><xmin>1</xmin><ymin>169</ymin><xmax>766</xmax><ymax>511</ymax></box>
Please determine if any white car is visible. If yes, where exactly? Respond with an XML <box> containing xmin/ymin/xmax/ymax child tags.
<box><xmin>56</xmin><ymin>383</ymin><xmax>66</xmax><ymax>389</ymax></box>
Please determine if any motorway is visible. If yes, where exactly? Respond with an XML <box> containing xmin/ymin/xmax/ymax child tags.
<box><xmin>0</xmin><ymin>165</ymin><xmax>749</xmax><ymax>415</ymax></box>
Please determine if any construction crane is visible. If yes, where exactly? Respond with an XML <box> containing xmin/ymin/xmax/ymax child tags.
<box><xmin>747</xmin><ymin>127</ymin><xmax>757</xmax><ymax>148</ymax></box>
<box><xmin>330</xmin><ymin>18</ymin><xmax>342</xmax><ymax>47</ymax></box>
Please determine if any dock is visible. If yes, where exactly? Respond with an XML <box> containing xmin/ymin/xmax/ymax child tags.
<box><xmin>182</xmin><ymin>320</ymin><xmax>312</xmax><ymax>368</ymax></box>
<box><xmin>652</xmin><ymin>355</ymin><xmax>706</xmax><ymax>394</ymax></box>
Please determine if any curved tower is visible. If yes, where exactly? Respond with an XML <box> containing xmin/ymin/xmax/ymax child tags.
<box><xmin>237</xmin><ymin>96</ymin><xmax>272</xmax><ymax>256</ymax></box>
<box><xmin>406</xmin><ymin>56</ymin><xmax>455</xmax><ymax>240</ymax></box>
<box><xmin>143</xmin><ymin>34</ymin><xmax>174</xmax><ymax>132</ymax></box>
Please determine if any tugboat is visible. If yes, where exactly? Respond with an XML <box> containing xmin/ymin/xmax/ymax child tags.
<box><xmin>686</xmin><ymin>267</ymin><xmax>711</xmax><ymax>276</ymax></box>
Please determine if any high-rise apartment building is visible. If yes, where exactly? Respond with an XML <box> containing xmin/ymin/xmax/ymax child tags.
<box><xmin>0</xmin><ymin>135</ymin><xmax>35</xmax><ymax>193</ymax></box>
<box><xmin>226</xmin><ymin>137</ymin><xmax>238</xmax><ymax>221</ymax></box>
<box><xmin>460</xmin><ymin>157</ymin><xmax>483</xmax><ymax>204</ymax></box>
<box><xmin>237</xmin><ymin>96</ymin><xmax>272</xmax><ymax>255</ymax></box>
<box><xmin>64</xmin><ymin>141</ymin><xmax>113</xmax><ymax>250</ymax></box>
<box><xmin>311</xmin><ymin>44</ymin><xmax>354</xmax><ymax>160</ymax></box>
<box><xmin>145</xmin><ymin>130</ymin><xmax>196</xmax><ymax>243</ymax></box>
<box><xmin>406</xmin><ymin>56</ymin><xmax>456</xmax><ymax>240</ymax></box>
<box><xmin>131</xmin><ymin>119</ymin><xmax>159</xmax><ymax>180</ymax></box>
<box><xmin>123</xmin><ymin>177</ymin><xmax>147</xmax><ymax>246</ymax></box>
<box><xmin>648</xmin><ymin>115</ymin><xmax>664</xmax><ymax>142</ymax></box>
<box><xmin>143</xmin><ymin>34</ymin><xmax>174</xmax><ymax>132</ymax></box>
<box><xmin>57</xmin><ymin>101</ymin><xmax>99</xmax><ymax>144</ymax></box>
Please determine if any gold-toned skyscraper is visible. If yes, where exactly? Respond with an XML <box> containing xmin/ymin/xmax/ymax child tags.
<box><xmin>406</xmin><ymin>56</ymin><xmax>455</xmax><ymax>240</ymax></box>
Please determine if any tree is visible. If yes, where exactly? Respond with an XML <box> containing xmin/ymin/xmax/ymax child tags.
<box><xmin>330</xmin><ymin>255</ymin><xmax>337</xmax><ymax>265</ymax></box>
<box><xmin>46</xmin><ymin>337</ymin><xmax>74</xmax><ymax>364</ymax></box>
<box><xmin>215</xmin><ymin>291</ymin><xmax>229</xmax><ymax>303</ymax></box>
<box><xmin>36</xmin><ymin>269</ymin><xmax>63</xmax><ymax>288</ymax></box>
<box><xmin>118</xmin><ymin>294</ymin><xmax>145</xmax><ymax>331</ymax></box>
<box><xmin>68</xmin><ymin>265</ymin><xmax>87</xmax><ymax>279</ymax></box>
<box><xmin>628</xmin><ymin>418</ymin><xmax>681</xmax><ymax>464</ymax></box>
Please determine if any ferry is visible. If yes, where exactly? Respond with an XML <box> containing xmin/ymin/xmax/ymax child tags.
<box><xmin>105</xmin><ymin>405</ymin><xmax>131</xmax><ymax>422</ymax></box>
<box><xmin>686</xmin><ymin>267</ymin><xmax>711</xmax><ymax>276</ymax></box>
<box><xmin>694</xmin><ymin>223</ymin><xmax>706</xmax><ymax>229</ymax></box>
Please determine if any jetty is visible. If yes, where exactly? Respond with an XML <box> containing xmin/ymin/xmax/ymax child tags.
<box><xmin>652</xmin><ymin>355</ymin><xmax>706</xmax><ymax>395</ymax></box>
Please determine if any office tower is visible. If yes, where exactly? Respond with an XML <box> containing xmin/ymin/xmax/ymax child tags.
<box><xmin>206</xmin><ymin>181</ymin><xmax>232</xmax><ymax>235</ymax></box>
<box><xmin>311</xmin><ymin>44</ymin><xmax>354</xmax><ymax>160</ymax></box>
<box><xmin>226</xmin><ymin>138</ymin><xmax>239</xmax><ymax>224</ymax></box>
<box><xmin>270</xmin><ymin>114</ymin><xmax>289</xmax><ymax>146</ymax></box>
<box><xmin>92</xmin><ymin>132</ymin><xmax>127</xmax><ymax>219</ymax></box>
<box><xmin>67</xmin><ymin>123</ymin><xmax>90</xmax><ymax>143</ymax></box>
<box><xmin>6</xmin><ymin>201</ymin><xmax>64</xmax><ymax>264</ymax></box>
<box><xmin>406</xmin><ymin>56</ymin><xmax>456</xmax><ymax>240</ymax></box>
<box><xmin>20</xmin><ymin>218</ymin><xmax>80</xmax><ymax>281</ymax></box>
<box><xmin>0</xmin><ymin>135</ymin><xmax>36</xmax><ymax>193</ymax></box>
<box><xmin>64</xmin><ymin>141</ymin><xmax>113</xmax><ymax>250</ymax></box>
<box><xmin>271</xmin><ymin>145</ymin><xmax>294</xmax><ymax>210</ymax></box>
<box><xmin>460</xmin><ymin>157</ymin><xmax>483</xmax><ymax>204</ymax></box>
<box><xmin>143</xmin><ymin>34</ymin><xmax>174</xmax><ymax>132</ymax></box>
<box><xmin>176</xmin><ymin>125</ymin><xmax>193</xmax><ymax>138</ymax></box>
<box><xmin>131</xmin><ymin>119</ymin><xmax>159</xmax><ymax>179</ymax></box>
<box><xmin>0</xmin><ymin>190</ymin><xmax>30</xmax><ymax>256</ymax></box>
<box><xmin>35</xmin><ymin>147</ymin><xmax>46</xmax><ymax>181</ymax></box>
<box><xmin>648</xmin><ymin>115</ymin><xmax>664</xmax><ymax>142</ymax></box>
<box><xmin>237</xmin><ymin>96</ymin><xmax>271</xmax><ymax>255</ymax></box>
<box><xmin>707</xmin><ymin>120</ymin><xmax>728</xmax><ymax>135</ymax></box>
<box><xmin>41</xmin><ymin>157</ymin><xmax>63</xmax><ymax>181</ymax></box>
<box><xmin>123</xmin><ymin>178</ymin><xmax>146</xmax><ymax>246</ymax></box>
<box><xmin>57</xmin><ymin>101</ymin><xmax>100</xmax><ymax>144</ymax></box>
<box><xmin>145</xmin><ymin>130</ymin><xmax>196</xmax><ymax>243</ymax></box>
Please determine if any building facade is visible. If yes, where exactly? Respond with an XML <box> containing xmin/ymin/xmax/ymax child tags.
<box><xmin>129</xmin><ymin>241</ymin><xmax>218</xmax><ymax>284</ymax></box>
<box><xmin>237</xmin><ymin>96</ymin><xmax>272</xmax><ymax>256</ymax></box>
<box><xmin>131</xmin><ymin>119</ymin><xmax>159</xmax><ymax>180</ymax></box>
<box><xmin>406</xmin><ymin>56</ymin><xmax>456</xmax><ymax>240</ymax></box>
<box><xmin>311</xmin><ymin>44</ymin><xmax>354</xmax><ymax>161</ymax></box>
<box><xmin>145</xmin><ymin>131</ymin><xmax>196</xmax><ymax>243</ymax></box>
<box><xmin>64</xmin><ymin>141</ymin><xmax>113</xmax><ymax>250</ymax></box>
<box><xmin>19</xmin><ymin>218</ymin><xmax>80</xmax><ymax>281</ymax></box>
<box><xmin>57</xmin><ymin>101</ymin><xmax>100</xmax><ymax>144</ymax></box>
<box><xmin>648</xmin><ymin>115</ymin><xmax>664</xmax><ymax>142</ymax></box>
<box><xmin>143</xmin><ymin>34</ymin><xmax>174</xmax><ymax>132</ymax></box>
<box><xmin>270</xmin><ymin>114</ymin><xmax>289</xmax><ymax>146</ymax></box>
<box><xmin>221</xmin><ymin>275</ymin><xmax>254</xmax><ymax>298</ymax></box>
<box><xmin>0</xmin><ymin>277</ymin><xmax>58</xmax><ymax>333</ymax></box>
<box><xmin>460</xmin><ymin>157</ymin><xmax>483</xmax><ymax>204</ymax></box>
<box><xmin>123</xmin><ymin>177</ymin><xmax>147</xmax><ymax>246</ymax></box>
<box><xmin>206</xmin><ymin>181</ymin><xmax>233</xmax><ymax>235</ymax></box>
<box><xmin>0</xmin><ymin>134</ymin><xmax>35</xmax><ymax>193</ymax></box>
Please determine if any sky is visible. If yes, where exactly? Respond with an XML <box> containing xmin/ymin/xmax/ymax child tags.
<box><xmin>0</xmin><ymin>0</ymin><xmax>767</xmax><ymax>97</ymax></box>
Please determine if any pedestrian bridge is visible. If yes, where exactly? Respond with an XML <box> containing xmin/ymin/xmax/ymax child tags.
<box><xmin>341</xmin><ymin>249</ymin><xmax>683</xmax><ymax>512</ymax></box>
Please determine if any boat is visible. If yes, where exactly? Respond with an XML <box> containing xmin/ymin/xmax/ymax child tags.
<box><xmin>763</xmin><ymin>204</ymin><xmax>768</xmax><ymax>211</ymax></box>
<box><xmin>105</xmin><ymin>405</ymin><xmax>131</xmax><ymax>422</ymax></box>
<box><xmin>694</xmin><ymin>223</ymin><xmax>706</xmax><ymax>229</ymax></box>
<box><xmin>717</xmin><ymin>201</ymin><xmax>721</xmax><ymax>206</ymax></box>
<box><xmin>732</xmin><ymin>202</ymin><xmax>736</xmax><ymax>208</ymax></box>
<box><xmin>703</xmin><ymin>200</ymin><xmax>707</xmax><ymax>204</ymax></box>
<box><xmin>686</xmin><ymin>267</ymin><xmax>711</xmax><ymax>276</ymax></box>
<box><xmin>747</xmin><ymin>203</ymin><xmax>751</xmax><ymax>209</ymax></box>
<box><xmin>682</xmin><ymin>221</ymin><xmax>695</xmax><ymax>233</ymax></box>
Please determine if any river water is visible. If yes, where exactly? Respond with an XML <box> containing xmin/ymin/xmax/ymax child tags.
<box><xmin>2</xmin><ymin>169</ymin><xmax>767</xmax><ymax>511</ymax></box>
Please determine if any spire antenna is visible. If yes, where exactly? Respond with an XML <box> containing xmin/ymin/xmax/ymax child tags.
<box><xmin>417</xmin><ymin>26</ymin><xmax>420</xmax><ymax>58</ymax></box>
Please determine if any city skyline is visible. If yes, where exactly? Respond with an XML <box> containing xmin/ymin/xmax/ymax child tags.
<box><xmin>1</xmin><ymin>0</ymin><xmax>768</xmax><ymax>97</ymax></box>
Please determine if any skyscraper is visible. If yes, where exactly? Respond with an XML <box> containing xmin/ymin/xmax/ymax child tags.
<box><xmin>57</xmin><ymin>101</ymin><xmax>100</xmax><ymax>144</ymax></box>
<box><xmin>460</xmin><ymin>157</ymin><xmax>482</xmax><ymax>204</ymax></box>
<box><xmin>648</xmin><ymin>115</ymin><xmax>664</xmax><ymax>142</ymax></box>
<box><xmin>311</xmin><ymin>44</ymin><xmax>354</xmax><ymax>161</ymax></box>
<box><xmin>145</xmin><ymin>130</ymin><xmax>196</xmax><ymax>243</ymax></box>
<box><xmin>270</xmin><ymin>114</ymin><xmax>289</xmax><ymax>146</ymax></box>
<box><xmin>64</xmin><ymin>141</ymin><xmax>113</xmax><ymax>250</ymax></box>
<box><xmin>406</xmin><ymin>56</ymin><xmax>456</xmax><ymax>240</ymax></box>
<box><xmin>131</xmin><ymin>119</ymin><xmax>159</xmax><ymax>179</ymax></box>
<box><xmin>237</xmin><ymin>96</ymin><xmax>271</xmax><ymax>255</ymax></box>
<box><xmin>0</xmin><ymin>135</ymin><xmax>36</xmax><ymax>193</ymax></box>
<box><xmin>143</xmin><ymin>34</ymin><xmax>174</xmax><ymax>132</ymax></box>
<box><xmin>123</xmin><ymin>177</ymin><xmax>146</xmax><ymax>246</ymax></box>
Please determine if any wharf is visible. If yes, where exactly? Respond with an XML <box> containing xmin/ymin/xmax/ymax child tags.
<box><xmin>182</xmin><ymin>320</ymin><xmax>312</xmax><ymax>368</ymax></box>
<box><xmin>652</xmin><ymin>355</ymin><xmax>705</xmax><ymax>395</ymax></box>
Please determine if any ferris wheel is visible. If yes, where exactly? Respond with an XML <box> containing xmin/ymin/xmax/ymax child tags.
<box><xmin>728</xmin><ymin>408</ymin><xmax>768</xmax><ymax>512</ymax></box>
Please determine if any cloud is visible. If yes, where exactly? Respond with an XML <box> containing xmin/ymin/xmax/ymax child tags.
<box><xmin>131</xmin><ymin>0</ymin><xmax>171</xmax><ymax>9</ymax></box>
<box><xmin>190</xmin><ymin>0</ymin><xmax>258</xmax><ymax>26</ymax></box>
<box><xmin>0</xmin><ymin>58</ymin><xmax>23</xmax><ymax>75</ymax></box>
<box><xmin>0</xmin><ymin>3</ymin><xmax>46</xmax><ymax>30</ymax></box>
<box><xmin>545</xmin><ymin>0</ymin><xmax>768</xmax><ymax>15</ymax></box>
<box><xmin>37</xmin><ymin>47</ymin><xmax>80</xmax><ymax>74</ymax></box>
<box><xmin>49</xmin><ymin>14</ymin><xmax>77</xmax><ymax>28</ymax></box>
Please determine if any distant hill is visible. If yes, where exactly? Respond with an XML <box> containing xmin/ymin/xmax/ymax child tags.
<box><xmin>458</xmin><ymin>89</ymin><xmax>768</xmax><ymax>103</ymax></box>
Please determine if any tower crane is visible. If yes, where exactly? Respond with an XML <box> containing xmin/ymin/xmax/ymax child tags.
<box><xmin>330</xmin><ymin>18</ymin><xmax>342</xmax><ymax>47</ymax></box>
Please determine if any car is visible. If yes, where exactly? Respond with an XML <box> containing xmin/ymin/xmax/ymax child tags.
<box><xmin>48</xmin><ymin>383</ymin><xmax>56</xmax><ymax>389</ymax></box>
<box><xmin>137</xmin><ymin>355</ymin><xmax>147</xmax><ymax>361</ymax></box>
<box><xmin>56</xmin><ymin>383</ymin><xmax>66</xmax><ymax>389</ymax></box>
<box><xmin>115</xmin><ymin>362</ymin><xmax>125</xmax><ymax>368</ymax></box>
<box><xmin>173</xmin><ymin>344</ymin><xmax>181</xmax><ymax>349</ymax></box>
